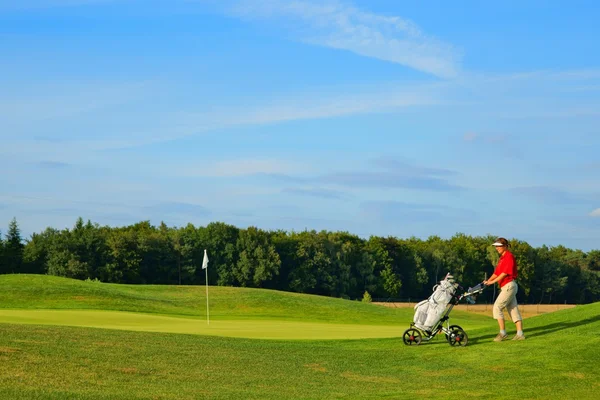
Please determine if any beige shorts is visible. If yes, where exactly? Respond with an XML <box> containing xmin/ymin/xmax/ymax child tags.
<box><xmin>493</xmin><ymin>281</ymin><xmax>522</xmax><ymax>322</ymax></box>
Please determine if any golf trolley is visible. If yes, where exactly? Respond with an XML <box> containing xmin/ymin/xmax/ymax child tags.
<box><xmin>403</xmin><ymin>281</ymin><xmax>486</xmax><ymax>347</ymax></box>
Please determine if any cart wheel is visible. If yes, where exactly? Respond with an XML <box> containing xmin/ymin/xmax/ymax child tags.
<box><xmin>403</xmin><ymin>329</ymin><xmax>422</xmax><ymax>346</ymax></box>
<box><xmin>445</xmin><ymin>325</ymin><xmax>463</xmax><ymax>341</ymax></box>
<box><xmin>448</xmin><ymin>327</ymin><xmax>468</xmax><ymax>347</ymax></box>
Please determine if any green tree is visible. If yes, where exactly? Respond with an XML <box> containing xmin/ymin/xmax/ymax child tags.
<box><xmin>47</xmin><ymin>249</ymin><xmax>89</xmax><ymax>279</ymax></box>
<box><xmin>288</xmin><ymin>230</ymin><xmax>332</xmax><ymax>295</ymax></box>
<box><xmin>132</xmin><ymin>221</ymin><xmax>171</xmax><ymax>284</ymax></box>
<box><xmin>362</xmin><ymin>290</ymin><xmax>372</xmax><ymax>303</ymax></box>
<box><xmin>233</xmin><ymin>227</ymin><xmax>281</xmax><ymax>287</ymax></box>
<box><xmin>23</xmin><ymin>227</ymin><xmax>60</xmax><ymax>274</ymax></box>
<box><xmin>200</xmin><ymin>222</ymin><xmax>239</xmax><ymax>286</ymax></box>
<box><xmin>271</xmin><ymin>230</ymin><xmax>300</xmax><ymax>291</ymax></box>
<box><xmin>380</xmin><ymin>264</ymin><xmax>402</xmax><ymax>297</ymax></box>
<box><xmin>534</xmin><ymin>246</ymin><xmax>568</xmax><ymax>303</ymax></box>
<box><xmin>327</xmin><ymin>231</ymin><xmax>368</xmax><ymax>298</ymax></box>
<box><xmin>588</xmin><ymin>250</ymin><xmax>600</xmax><ymax>271</ymax></box>
<box><xmin>4</xmin><ymin>218</ymin><xmax>24</xmax><ymax>273</ymax></box>
<box><xmin>169</xmin><ymin>227</ymin><xmax>198</xmax><ymax>285</ymax></box>
<box><xmin>509</xmin><ymin>239</ymin><xmax>536</xmax><ymax>302</ymax></box>
<box><xmin>102</xmin><ymin>229</ymin><xmax>142</xmax><ymax>283</ymax></box>
<box><xmin>359</xmin><ymin>236</ymin><xmax>390</xmax><ymax>298</ymax></box>
<box><xmin>376</xmin><ymin>237</ymin><xmax>408</xmax><ymax>298</ymax></box>
<box><xmin>179</xmin><ymin>223</ymin><xmax>203</xmax><ymax>284</ymax></box>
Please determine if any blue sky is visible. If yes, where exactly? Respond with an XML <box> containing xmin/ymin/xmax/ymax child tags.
<box><xmin>1</xmin><ymin>0</ymin><xmax>599</xmax><ymax>251</ymax></box>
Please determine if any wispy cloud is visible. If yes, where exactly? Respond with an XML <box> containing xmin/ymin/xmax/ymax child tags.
<box><xmin>108</xmin><ymin>67</ymin><xmax>600</xmax><ymax>147</ymax></box>
<box><xmin>460</xmin><ymin>132</ymin><xmax>523</xmax><ymax>160</ymax></box>
<box><xmin>227</xmin><ymin>0</ymin><xmax>461</xmax><ymax>78</ymax></box>
<box><xmin>254</xmin><ymin>173</ymin><xmax>308</xmax><ymax>184</ymax></box>
<box><xmin>320</xmin><ymin>171</ymin><xmax>462</xmax><ymax>192</ymax></box>
<box><xmin>2</xmin><ymin>79</ymin><xmax>441</xmax><ymax>155</ymax></box>
<box><xmin>370</xmin><ymin>156</ymin><xmax>457</xmax><ymax>177</ymax></box>
<box><xmin>33</xmin><ymin>136</ymin><xmax>66</xmax><ymax>143</ymax></box>
<box><xmin>282</xmin><ymin>187</ymin><xmax>348</xmax><ymax>200</ymax></box>
<box><xmin>0</xmin><ymin>81</ymin><xmax>150</xmax><ymax>124</ymax></box>
<box><xmin>359</xmin><ymin>200</ymin><xmax>477</xmax><ymax>224</ymax></box>
<box><xmin>462</xmin><ymin>132</ymin><xmax>507</xmax><ymax>143</ymax></box>
<box><xmin>36</xmin><ymin>161</ymin><xmax>71</xmax><ymax>169</ymax></box>
<box><xmin>178</xmin><ymin>159</ymin><xmax>301</xmax><ymax>178</ymax></box>
<box><xmin>510</xmin><ymin>186</ymin><xmax>587</xmax><ymax>205</ymax></box>
<box><xmin>316</xmin><ymin>157</ymin><xmax>461</xmax><ymax>192</ymax></box>
<box><xmin>144</xmin><ymin>202</ymin><xmax>211</xmax><ymax>218</ymax></box>
<box><xmin>590</xmin><ymin>208</ymin><xmax>600</xmax><ymax>217</ymax></box>
<box><xmin>172</xmin><ymin>83</ymin><xmax>440</xmax><ymax>134</ymax></box>
<box><xmin>4</xmin><ymin>65</ymin><xmax>600</xmax><ymax>160</ymax></box>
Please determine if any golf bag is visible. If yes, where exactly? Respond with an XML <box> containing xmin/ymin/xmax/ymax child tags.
<box><xmin>413</xmin><ymin>273</ymin><xmax>459</xmax><ymax>332</ymax></box>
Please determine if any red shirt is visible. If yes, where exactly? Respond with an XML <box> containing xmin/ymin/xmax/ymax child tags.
<box><xmin>494</xmin><ymin>250</ymin><xmax>517</xmax><ymax>288</ymax></box>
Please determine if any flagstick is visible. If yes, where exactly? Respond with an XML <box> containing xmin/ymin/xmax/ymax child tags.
<box><xmin>202</xmin><ymin>249</ymin><xmax>210</xmax><ymax>325</ymax></box>
<box><xmin>205</xmin><ymin>266</ymin><xmax>210</xmax><ymax>325</ymax></box>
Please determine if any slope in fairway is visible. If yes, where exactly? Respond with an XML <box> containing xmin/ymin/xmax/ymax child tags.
<box><xmin>0</xmin><ymin>309</ymin><xmax>405</xmax><ymax>340</ymax></box>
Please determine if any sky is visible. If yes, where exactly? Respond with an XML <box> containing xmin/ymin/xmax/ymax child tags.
<box><xmin>1</xmin><ymin>0</ymin><xmax>599</xmax><ymax>251</ymax></box>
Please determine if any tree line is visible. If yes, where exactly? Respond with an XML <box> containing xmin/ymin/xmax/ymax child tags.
<box><xmin>1</xmin><ymin>217</ymin><xmax>599</xmax><ymax>304</ymax></box>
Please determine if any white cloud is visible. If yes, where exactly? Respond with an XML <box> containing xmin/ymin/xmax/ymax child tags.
<box><xmin>228</xmin><ymin>0</ymin><xmax>461</xmax><ymax>78</ymax></box>
<box><xmin>462</xmin><ymin>132</ymin><xmax>508</xmax><ymax>144</ymax></box>
<box><xmin>179</xmin><ymin>159</ymin><xmax>301</xmax><ymax>177</ymax></box>
<box><xmin>0</xmin><ymin>81</ymin><xmax>150</xmax><ymax>124</ymax></box>
<box><xmin>590</xmin><ymin>208</ymin><xmax>600</xmax><ymax>217</ymax></box>
<box><xmin>3</xmin><ymin>66</ymin><xmax>599</xmax><ymax>158</ymax></box>
<box><xmin>174</xmin><ymin>83</ymin><xmax>440</xmax><ymax>130</ymax></box>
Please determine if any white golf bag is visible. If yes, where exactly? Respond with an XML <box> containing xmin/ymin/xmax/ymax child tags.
<box><xmin>413</xmin><ymin>273</ymin><xmax>459</xmax><ymax>332</ymax></box>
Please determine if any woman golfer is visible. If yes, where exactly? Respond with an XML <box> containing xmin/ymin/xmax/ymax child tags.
<box><xmin>484</xmin><ymin>237</ymin><xmax>525</xmax><ymax>341</ymax></box>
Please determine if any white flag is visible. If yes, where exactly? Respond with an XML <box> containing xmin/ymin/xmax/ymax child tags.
<box><xmin>202</xmin><ymin>249</ymin><xmax>209</xmax><ymax>269</ymax></box>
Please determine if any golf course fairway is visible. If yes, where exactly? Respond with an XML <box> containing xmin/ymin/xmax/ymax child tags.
<box><xmin>1</xmin><ymin>276</ymin><xmax>599</xmax><ymax>399</ymax></box>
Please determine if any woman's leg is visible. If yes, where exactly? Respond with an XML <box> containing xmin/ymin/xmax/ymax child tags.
<box><xmin>505</xmin><ymin>282</ymin><xmax>524</xmax><ymax>338</ymax></box>
<box><xmin>493</xmin><ymin>288</ymin><xmax>511</xmax><ymax>340</ymax></box>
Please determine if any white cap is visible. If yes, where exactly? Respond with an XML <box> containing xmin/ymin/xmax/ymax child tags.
<box><xmin>492</xmin><ymin>237</ymin><xmax>509</xmax><ymax>247</ymax></box>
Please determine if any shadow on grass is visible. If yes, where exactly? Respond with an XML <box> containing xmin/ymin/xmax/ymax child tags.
<box><xmin>467</xmin><ymin>314</ymin><xmax>600</xmax><ymax>345</ymax></box>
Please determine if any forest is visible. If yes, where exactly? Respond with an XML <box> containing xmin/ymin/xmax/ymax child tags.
<box><xmin>1</xmin><ymin>217</ymin><xmax>598</xmax><ymax>304</ymax></box>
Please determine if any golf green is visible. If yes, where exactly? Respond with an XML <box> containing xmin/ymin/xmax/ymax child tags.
<box><xmin>0</xmin><ymin>309</ymin><xmax>404</xmax><ymax>340</ymax></box>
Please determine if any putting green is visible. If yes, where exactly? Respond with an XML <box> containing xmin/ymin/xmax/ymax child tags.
<box><xmin>0</xmin><ymin>309</ymin><xmax>404</xmax><ymax>340</ymax></box>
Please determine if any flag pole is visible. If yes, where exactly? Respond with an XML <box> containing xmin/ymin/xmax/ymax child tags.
<box><xmin>203</xmin><ymin>249</ymin><xmax>210</xmax><ymax>325</ymax></box>
<box><xmin>205</xmin><ymin>266</ymin><xmax>209</xmax><ymax>325</ymax></box>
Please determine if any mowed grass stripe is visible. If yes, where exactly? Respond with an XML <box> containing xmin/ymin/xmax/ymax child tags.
<box><xmin>0</xmin><ymin>309</ymin><xmax>408</xmax><ymax>339</ymax></box>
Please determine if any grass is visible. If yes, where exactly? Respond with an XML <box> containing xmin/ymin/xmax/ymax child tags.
<box><xmin>0</xmin><ymin>274</ymin><xmax>599</xmax><ymax>399</ymax></box>
<box><xmin>0</xmin><ymin>309</ymin><xmax>409</xmax><ymax>340</ymax></box>
<box><xmin>0</xmin><ymin>274</ymin><xmax>488</xmax><ymax>326</ymax></box>
<box><xmin>0</xmin><ymin>274</ymin><xmax>413</xmax><ymax>324</ymax></box>
<box><xmin>0</xmin><ymin>274</ymin><xmax>490</xmax><ymax>340</ymax></box>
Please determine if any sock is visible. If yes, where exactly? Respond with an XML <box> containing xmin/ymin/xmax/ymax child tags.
<box><xmin>517</xmin><ymin>330</ymin><xmax>524</xmax><ymax>336</ymax></box>
<box><xmin>500</xmin><ymin>330</ymin><xmax>507</xmax><ymax>335</ymax></box>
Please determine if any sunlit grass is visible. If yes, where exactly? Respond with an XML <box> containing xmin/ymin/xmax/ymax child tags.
<box><xmin>0</xmin><ymin>275</ymin><xmax>598</xmax><ymax>399</ymax></box>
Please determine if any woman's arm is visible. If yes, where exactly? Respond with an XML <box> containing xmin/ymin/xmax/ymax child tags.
<box><xmin>484</xmin><ymin>273</ymin><xmax>507</xmax><ymax>286</ymax></box>
<box><xmin>483</xmin><ymin>274</ymin><xmax>497</xmax><ymax>286</ymax></box>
